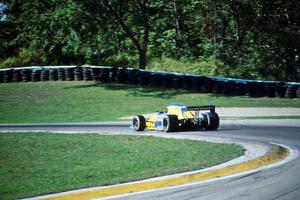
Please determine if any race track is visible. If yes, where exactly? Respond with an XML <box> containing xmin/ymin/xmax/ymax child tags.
<box><xmin>1</xmin><ymin>119</ymin><xmax>300</xmax><ymax>200</ymax></box>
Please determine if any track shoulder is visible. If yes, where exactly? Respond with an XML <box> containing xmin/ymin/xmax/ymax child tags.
<box><xmin>23</xmin><ymin>134</ymin><xmax>295</xmax><ymax>200</ymax></box>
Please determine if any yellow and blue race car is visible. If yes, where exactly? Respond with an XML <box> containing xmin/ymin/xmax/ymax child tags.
<box><xmin>132</xmin><ymin>103</ymin><xmax>219</xmax><ymax>132</ymax></box>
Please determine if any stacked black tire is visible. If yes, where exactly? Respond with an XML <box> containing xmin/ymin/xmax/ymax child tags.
<box><xmin>21</xmin><ymin>69</ymin><xmax>32</xmax><ymax>82</ymax></box>
<box><xmin>83</xmin><ymin>67</ymin><xmax>92</xmax><ymax>81</ymax></box>
<box><xmin>255</xmin><ymin>82</ymin><xmax>266</xmax><ymax>97</ymax></box>
<box><xmin>116</xmin><ymin>68</ymin><xmax>128</xmax><ymax>83</ymax></box>
<box><xmin>58</xmin><ymin>68</ymin><xmax>66</xmax><ymax>81</ymax></box>
<box><xmin>98</xmin><ymin>68</ymin><xmax>110</xmax><ymax>83</ymax></box>
<box><xmin>235</xmin><ymin>82</ymin><xmax>246</xmax><ymax>96</ymax></box>
<box><xmin>3</xmin><ymin>69</ymin><xmax>13</xmax><ymax>83</ymax></box>
<box><xmin>128</xmin><ymin>69</ymin><xmax>140</xmax><ymax>85</ymax></box>
<box><xmin>74</xmin><ymin>67</ymin><xmax>83</xmax><ymax>81</ymax></box>
<box><xmin>275</xmin><ymin>82</ymin><xmax>287</xmax><ymax>98</ymax></box>
<box><xmin>211</xmin><ymin>80</ymin><xmax>245</xmax><ymax>96</ymax></box>
<box><xmin>212</xmin><ymin>80</ymin><xmax>224</xmax><ymax>94</ymax></box>
<box><xmin>265</xmin><ymin>82</ymin><xmax>276</xmax><ymax>98</ymax></box>
<box><xmin>0</xmin><ymin>67</ymin><xmax>299</xmax><ymax>100</ymax></box>
<box><xmin>172</xmin><ymin>75</ymin><xmax>183</xmax><ymax>89</ymax></box>
<box><xmin>182</xmin><ymin>76</ymin><xmax>193</xmax><ymax>90</ymax></box>
<box><xmin>13</xmin><ymin>69</ymin><xmax>22</xmax><ymax>82</ymax></box>
<box><xmin>65</xmin><ymin>68</ymin><xmax>74</xmax><ymax>81</ymax></box>
<box><xmin>32</xmin><ymin>69</ymin><xmax>41</xmax><ymax>82</ymax></box>
<box><xmin>245</xmin><ymin>82</ymin><xmax>256</xmax><ymax>97</ymax></box>
<box><xmin>285</xmin><ymin>85</ymin><xmax>298</xmax><ymax>99</ymax></box>
<box><xmin>41</xmin><ymin>69</ymin><xmax>50</xmax><ymax>81</ymax></box>
<box><xmin>109</xmin><ymin>67</ymin><xmax>118</xmax><ymax>82</ymax></box>
<box><xmin>0</xmin><ymin>70</ymin><xmax>2</xmax><ymax>84</ymax></box>
<box><xmin>201</xmin><ymin>77</ymin><xmax>214</xmax><ymax>93</ymax></box>
<box><xmin>191</xmin><ymin>76</ymin><xmax>205</xmax><ymax>92</ymax></box>
<box><xmin>49</xmin><ymin>69</ymin><xmax>58</xmax><ymax>81</ymax></box>
<box><xmin>161</xmin><ymin>74</ymin><xmax>173</xmax><ymax>88</ymax></box>
<box><xmin>91</xmin><ymin>68</ymin><xmax>101</xmax><ymax>81</ymax></box>
<box><xmin>297</xmin><ymin>87</ymin><xmax>300</xmax><ymax>99</ymax></box>
<box><xmin>149</xmin><ymin>73</ymin><xmax>162</xmax><ymax>87</ymax></box>
<box><xmin>223</xmin><ymin>81</ymin><xmax>236</xmax><ymax>96</ymax></box>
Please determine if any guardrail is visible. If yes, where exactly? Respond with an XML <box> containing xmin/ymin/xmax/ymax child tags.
<box><xmin>0</xmin><ymin>66</ymin><xmax>300</xmax><ymax>99</ymax></box>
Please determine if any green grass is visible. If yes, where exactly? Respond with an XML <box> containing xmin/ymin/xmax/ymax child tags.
<box><xmin>0</xmin><ymin>133</ymin><xmax>244</xmax><ymax>200</ymax></box>
<box><xmin>147</xmin><ymin>57</ymin><xmax>221</xmax><ymax>76</ymax></box>
<box><xmin>0</xmin><ymin>82</ymin><xmax>300</xmax><ymax>123</ymax></box>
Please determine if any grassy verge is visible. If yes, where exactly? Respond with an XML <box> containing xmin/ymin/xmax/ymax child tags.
<box><xmin>0</xmin><ymin>133</ymin><xmax>244</xmax><ymax>200</ymax></box>
<box><xmin>0</xmin><ymin>82</ymin><xmax>300</xmax><ymax>123</ymax></box>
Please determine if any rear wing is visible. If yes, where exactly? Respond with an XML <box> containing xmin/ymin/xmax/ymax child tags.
<box><xmin>186</xmin><ymin>105</ymin><xmax>216</xmax><ymax>113</ymax></box>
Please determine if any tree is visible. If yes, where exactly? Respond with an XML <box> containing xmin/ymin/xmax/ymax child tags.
<box><xmin>251</xmin><ymin>0</ymin><xmax>300</xmax><ymax>81</ymax></box>
<box><xmin>1</xmin><ymin>0</ymin><xmax>299</xmax><ymax>81</ymax></box>
<box><xmin>95</xmin><ymin>0</ymin><xmax>164</xmax><ymax>69</ymax></box>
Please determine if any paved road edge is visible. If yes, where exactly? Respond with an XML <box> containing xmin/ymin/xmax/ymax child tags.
<box><xmin>26</xmin><ymin>144</ymin><xmax>291</xmax><ymax>200</ymax></box>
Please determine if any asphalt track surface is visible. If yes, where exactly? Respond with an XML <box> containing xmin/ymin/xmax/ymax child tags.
<box><xmin>1</xmin><ymin>119</ymin><xmax>300</xmax><ymax>200</ymax></box>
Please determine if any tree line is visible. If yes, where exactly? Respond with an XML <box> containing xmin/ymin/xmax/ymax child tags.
<box><xmin>1</xmin><ymin>0</ymin><xmax>300</xmax><ymax>81</ymax></box>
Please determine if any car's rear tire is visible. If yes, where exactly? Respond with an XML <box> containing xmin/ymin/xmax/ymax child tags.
<box><xmin>163</xmin><ymin>115</ymin><xmax>178</xmax><ymax>132</ymax></box>
<box><xmin>205</xmin><ymin>112</ymin><xmax>219</xmax><ymax>130</ymax></box>
<box><xmin>132</xmin><ymin>115</ymin><xmax>146</xmax><ymax>131</ymax></box>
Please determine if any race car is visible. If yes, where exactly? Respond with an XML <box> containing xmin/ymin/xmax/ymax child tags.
<box><xmin>132</xmin><ymin>103</ymin><xmax>219</xmax><ymax>132</ymax></box>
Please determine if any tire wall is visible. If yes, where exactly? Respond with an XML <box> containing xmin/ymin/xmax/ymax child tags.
<box><xmin>0</xmin><ymin>66</ymin><xmax>299</xmax><ymax>99</ymax></box>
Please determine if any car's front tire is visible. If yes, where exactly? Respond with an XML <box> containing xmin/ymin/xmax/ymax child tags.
<box><xmin>163</xmin><ymin>115</ymin><xmax>178</xmax><ymax>132</ymax></box>
<box><xmin>132</xmin><ymin>115</ymin><xmax>146</xmax><ymax>131</ymax></box>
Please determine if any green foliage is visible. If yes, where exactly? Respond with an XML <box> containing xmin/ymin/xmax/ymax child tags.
<box><xmin>0</xmin><ymin>48</ymin><xmax>47</xmax><ymax>68</ymax></box>
<box><xmin>1</xmin><ymin>0</ymin><xmax>300</xmax><ymax>80</ymax></box>
<box><xmin>0</xmin><ymin>57</ymin><xmax>19</xmax><ymax>68</ymax></box>
<box><xmin>148</xmin><ymin>56</ymin><xmax>221</xmax><ymax>76</ymax></box>
<box><xmin>104</xmin><ymin>53</ymin><xmax>138</xmax><ymax>67</ymax></box>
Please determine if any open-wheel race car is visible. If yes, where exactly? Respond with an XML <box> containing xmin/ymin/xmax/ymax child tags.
<box><xmin>132</xmin><ymin>103</ymin><xmax>219</xmax><ymax>132</ymax></box>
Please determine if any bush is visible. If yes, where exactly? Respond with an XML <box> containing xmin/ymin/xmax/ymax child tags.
<box><xmin>104</xmin><ymin>53</ymin><xmax>138</xmax><ymax>67</ymax></box>
<box><xmin>0</xmin><ymin>48</ymin><xmax>47</xmax><ymax>68</ymax></box>
<box><xmin>0</xmin><ymin>57</ymin><xmax>21</xmax><ymax>68</ymax></box>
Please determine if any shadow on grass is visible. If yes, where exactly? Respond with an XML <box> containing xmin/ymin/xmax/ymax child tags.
<box><xmin>207</xmin><ymin>93</ymin><xmax>249</xmax><ymax>98</ymax></box>
<box><xmin>63</xmin><ymin>82</ymin><xmax>189</xmax><ymax>99</ymax></box>
<box><xmin>63</xmin><ymin>83</ymin><xmax>101</xmax><ymax>89</ymax></box>
<box><xmin>62</xmin><ymin>82</ymin><xmax>256</xmax><ymax>100</ymax></box>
